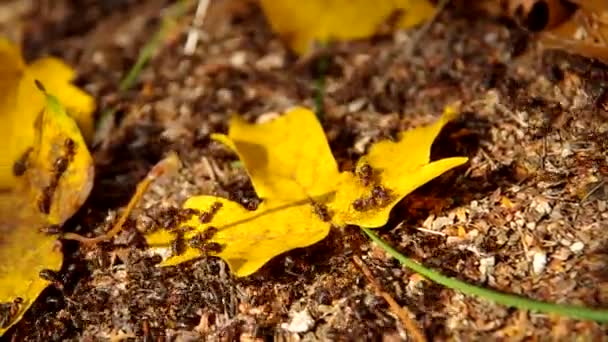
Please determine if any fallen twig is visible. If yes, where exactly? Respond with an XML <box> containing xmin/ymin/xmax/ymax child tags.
<box><xmin>183</xmin><ymin>0</ymin><xmax>210</xmax><ymax>55</ymax></box>
<box><xmin>353</xmin><ymin>255</ymin><xmax>427</xmax><ymax>342</ymax></box>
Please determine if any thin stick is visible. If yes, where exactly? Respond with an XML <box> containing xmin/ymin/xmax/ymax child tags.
<box><xmin>579</xmin><ymin>180</ymin><xmax>605</xmax><ymax>204</ymax></box>
<box><xmin>352</xmin><ymin>256</ymin><xmax>427</xmax><ymax>342</ymax></box>
<box><xmin>63</xmin><ymin>152</ymin><xmax>181</xmax><ymax>244</ymax></box>
<box><xmin>184</xmin><ymin>0</ymin><xmax>210</xmax><ymax>55</ymax></box>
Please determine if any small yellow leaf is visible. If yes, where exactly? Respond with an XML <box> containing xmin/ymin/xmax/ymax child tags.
<box><xmin>0</xmin><ymin>93</ymin><xmax>94</xmax><ymax>335</ymax></box>
<box><xmin>260</xmin><ymin>0</ymin><xmax>436</xmax><ymax>54</ymax></box>
<box><xmin>0</xmin><ymin>38</ymin><xmax>95</xmax><ymax>190</ymax></box>
<box><xmin>147</xmin><ymin>106</ymin><xmax>467</xmax><ymax>277</ymax></box>
<box><xmin>500</xmin><ymin>196</ymin><xmax>514</xmax><ymax>209</ymax></box>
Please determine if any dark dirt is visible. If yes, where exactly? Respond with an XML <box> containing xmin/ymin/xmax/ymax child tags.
<box><xmin>2</xmin><ymin>0</ymin><xmax>608</xmax><ymax>340</ymax></box>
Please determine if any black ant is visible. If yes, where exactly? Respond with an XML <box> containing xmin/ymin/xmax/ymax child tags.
<box><xmin>171</xmin><ymin>231</ymin><xmax>186</xmax><ymax>256</ymax></box>
<box><xmin>12</xmin><ymin>147</ymin><xmax>32</xmax><ymax>176</ymax></box>
<box><xmin>352</xmin><ymin>185</ymin><xmax>394</xmax><ymax>211</ymax></box>
<box><xmin>312</xmin><ymin>202</ymin><xmax>332</xmax><ymax>222</ymax></box>
<box><xmin>39</xmin><ymin>224</ymin><xmax>62</xmax><ymax>234</ymax></box>
<box><xmin>356</xmin><ymin>163</ymin><xmax>375</xmax><ymax>186</ymax></box>
<box><xmin>199</xmin><ymin>202</ymin><xmax>223</xmax><ymax>224</ymax></box>
<box><xmin>371</xmin><ymin>185</ymin><xmax>393</xmax><ymax>207</ymax></box>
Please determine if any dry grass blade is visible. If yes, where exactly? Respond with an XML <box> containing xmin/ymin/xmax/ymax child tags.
<box><xmin>183</xmin><ymin>0</ymin><xmax>210</xmax><ymax>55</ymax></box>
<box><xmin>352</xmin><ymin>255</ymin><xmax>427</xmax><ymax>342</ymax></box>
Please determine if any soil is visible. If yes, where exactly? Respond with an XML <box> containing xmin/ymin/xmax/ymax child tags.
<box><xmin>2</xmin><ymin>0</ymin><xmax>608</xmax><ymax>340</ymax></box>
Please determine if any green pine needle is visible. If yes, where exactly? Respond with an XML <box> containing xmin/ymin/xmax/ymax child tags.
<box><xmin>361</xmin><ymin>227</ymin><xmax>608</xmax><ymax>322</ymax></box>
<box><xmin>95</xmin><ymin>0</ymin><xmax>191</xmax><ymax>133</ymax></box>
<box><xmin>119</xmin><ymin>0</ymin><xmax>191</xmax><ymax>92</ymax></box>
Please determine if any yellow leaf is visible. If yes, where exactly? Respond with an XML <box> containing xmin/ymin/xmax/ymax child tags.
<box><xmin>24</xmin><ymin>92</ymin><xmax>95</xmax><ymax>225</ymax></box>
<box><xmin>147</xmin><ymin>107</ymin><xmax>467</xmax><ymax>277</ymax></box>
<box><xmin>0</xmin><ymin>93</ymin><xmax>94</xmax><ymax>335</ymax></box>
<box><xmin>0</xmin><ymin>38</ymin><xmax>95</xmax><ymax>190</ymax></box>
<box><xmin>259</xmin><ymin>0</ymin><xmax>436</xmax><ymax>54</ymax></box>
<box><xmin>0</xmin><ymin>197</ymin><xmax>61</xmax><ymax>336</ymax></box>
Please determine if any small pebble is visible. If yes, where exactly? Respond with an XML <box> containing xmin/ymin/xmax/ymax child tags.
<box><xmin>560</xmin><ymin>144</ymin><xmax>573</xmax><ymax>158</ymax></box>
<box><xmin>532</xmin><ymin>250</ymin><xmax>547</xmax><ymax>275</ymax></box>
<box><xmin>532</xmin><ymin>197</ymin><xmax>552</xmax><ymax>216</ymax></box>
<box><xmin>422</xmin><ymin>214</ymin><xmax>436</xmax><ymax>229</ymax></box>
<box><xmin>347</xmin><ymin>98</ymin><xmax>367</xmax><ymax>112</ymax></box>
<box><xmin>479</xmin><ymin>256</ymin><xmax>495</xmax><ymax>278</ymax></box>
<box><xmin>255</xmin><ymin>53</ymin><xmax>284</xmax><ymax>70</ymax></box>
<box><xmin>569</xmin><ymin>241</ymin><xmax>584</xmax><ymax>254</ymax></box>
<box><xmin>432</xmin><ymin>216</ymin><xmax>453</xmax><ymax>230</ymax></box>
<box><xmin>446</xmin><ymin>236</ymin><xmax>464</xmax><ymax>245</ymax></box>
<box><xmin>230</xmin><ymin>51</ymin><xmax>247</xmax><ymax>67</ymax></box>
<box><xmin>281</xmin><ymin>309</ymin><xmax>314</xmax><ymax>333</ymax></box>
<box><xmin>552</xmin><ymin>247</ymin><xmax>571</xmax><ymax>261</ymax></box>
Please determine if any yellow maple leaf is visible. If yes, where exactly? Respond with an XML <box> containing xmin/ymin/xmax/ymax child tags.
<box><xmin>0</xmin><ymin>38</ymin><xmax>95</xmax><ymax>190</ymax></box>
<box><xmin>0</xmin><ymin>92</ymin><xmax>94</xmax><ymax>336</ymax></box>
<box><xmin>259</xmin><ymin>0</ymin><xmax>436</xmax><ymax>54</ymax></box>
<box><xmin>146</xmin><ymin>107</ymin><xmax>468</xmax><ymax>277</ymax></box>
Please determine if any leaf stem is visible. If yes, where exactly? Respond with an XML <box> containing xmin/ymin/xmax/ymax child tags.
<box><xmin>361</xmin><ymin>227</ymin><xmax>608</xmax><ymax>322</ymax></box>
